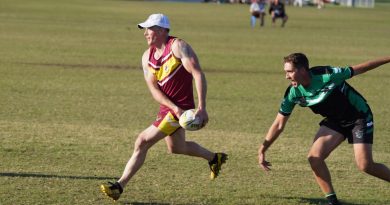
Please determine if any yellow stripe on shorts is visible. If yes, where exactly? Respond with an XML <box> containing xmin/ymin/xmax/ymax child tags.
<box><xmin>158</xmin><ymin>112</ymin><xmax>181</xmax><ymax>136</ymax></box>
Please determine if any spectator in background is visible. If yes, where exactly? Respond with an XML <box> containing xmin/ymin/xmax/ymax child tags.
<box><xmin>269</xmin><ymin>0</ymin><xmax>288</xmax><ymax>27</ymax></box>
<box><xmin>317</xmin><ymin>0</ymin><xmax>324</xmax><ymax>9</ymax></box>
<box><xmin>293</xmin><ymin>0</ymin><xmax>303</xmax><ymax>7</ymax></box>
<box><xmin>250</xmin><ymin>0</ymin><xmax>266</xmax><ymax>28</ymax></box>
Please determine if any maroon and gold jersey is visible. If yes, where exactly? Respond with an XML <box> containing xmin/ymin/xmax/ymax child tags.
<box><xmin>148</xmin><ymin>36</ymin><xmax>195</xmax><ymax>113</ymax></box>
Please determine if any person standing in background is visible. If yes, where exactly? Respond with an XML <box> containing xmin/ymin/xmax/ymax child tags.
<box><xmin>250</xmin><ymin>0</ymin><xmax>266</xmax><ymax>28</ymax></box>
<box><xmin>269</xmin><ymin>0</ymin><xmax>288</xmax><ymax>27</ymax></box>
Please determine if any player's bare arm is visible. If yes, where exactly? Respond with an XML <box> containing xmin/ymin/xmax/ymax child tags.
<box><xmin>258</xmin><ymin>113</ymin><xmax>290</xmax><ymax>171</ymax></box>
<box><xmin>141</xmin><ymin>49</ymin><xmax>151</xmax><ymax>77</ymax></box>
<box><xmin>351</xmin><ymin>56</ymin><xmax>390</xmax><ymax>76</ymax></box>
<box><xmin>172</xmin><ymin>39</ymin><xmax>208</xmax><ymax>125</ymax></box>
<box><xmin>141</xmin><ymin>49</ymin><xmax>181</xmax><ymax>116</ymax></box>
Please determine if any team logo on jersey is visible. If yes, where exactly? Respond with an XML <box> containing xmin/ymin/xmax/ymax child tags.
<box><xmin>354</xmin><ymin>130</ymin><xmax>364</xmax><ymax>139</ymax></box>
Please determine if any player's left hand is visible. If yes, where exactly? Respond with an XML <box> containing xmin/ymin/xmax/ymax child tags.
<box><xmin>195</xmin><ymin>109</ymin><xmax>208</xmax><ymax>128</ymax></box>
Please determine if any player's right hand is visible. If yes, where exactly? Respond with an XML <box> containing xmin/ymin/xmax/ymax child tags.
<box><xmin>258</xmin><ymin>152</ymin><xmax>272</xmax><ymax>171</ymax></box>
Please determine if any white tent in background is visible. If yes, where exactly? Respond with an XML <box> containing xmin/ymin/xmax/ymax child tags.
<box><xmin>339</xmin><ymin>0</ymin><xmax>375</xmax><ymax>7</ymax></box>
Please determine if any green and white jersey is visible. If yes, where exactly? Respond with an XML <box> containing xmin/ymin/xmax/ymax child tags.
<box><xmin>279</xmin><ymin>66</ymin><xmax>372</xmax><ymax>124</ymax></box>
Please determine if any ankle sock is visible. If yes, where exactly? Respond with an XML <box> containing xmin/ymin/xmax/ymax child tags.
<box><xmin>114</xmin><ymin>182</ymin><xmax>123</xmax><ymax>194</ymax></box>
<box><xmin>325</xmin><ymin>192</ymin><xmax>340</xmax><ymax>205</ymax></box>
<box><xmin>209</xmin><ymin>153</ymin><xmax>217</xmax><ymax>164</ymax></box>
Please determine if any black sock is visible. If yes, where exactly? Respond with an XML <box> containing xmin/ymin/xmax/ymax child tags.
<box><xmin>208</xmin><ymin>153</ymin><xmax>217</xmax><ymax>164</ymax></box>
<box><xmin>326</xmin><ymin>193</ymin><xmax>340</xmax><ymax>205</ymax></box>
<box><xmin>114</xmin><ymin>182</ymin><xmax>123</xmax><ymax>194</ymax></box>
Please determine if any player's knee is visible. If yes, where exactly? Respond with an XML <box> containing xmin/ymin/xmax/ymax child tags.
<box><xmin>307</xmin><ymin>155</ymin><xmax>323</xmax><ymax>168</ymax></box>
<box><xmin>356</xmin><ymin>160</ymin><xmax>373</xmax><ymax>173</ymax></box>
<box><xmin>134</xmin><ymin>134</ymin><xmax>150</xmax><ymax>151</ymax></box>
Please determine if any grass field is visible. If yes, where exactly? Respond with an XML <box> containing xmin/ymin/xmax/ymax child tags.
<box><xmin>1</xmin><ymin>0</ymin><xmax>390</xmax><ymax>204</ymax></box>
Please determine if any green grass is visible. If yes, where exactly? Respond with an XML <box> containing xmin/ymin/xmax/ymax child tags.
<box><xmin>1</xmin><ymin>0</ymin><xmax>390</xmax><ymax>204</ymax></box>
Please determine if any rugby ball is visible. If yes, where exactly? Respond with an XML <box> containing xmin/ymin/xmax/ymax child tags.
<box><xmin>179</xmin><ymin>109</ymin><xmax>203</xmax><ymax>131</ymax></box>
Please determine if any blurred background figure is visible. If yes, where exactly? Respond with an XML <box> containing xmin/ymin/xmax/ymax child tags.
<box><xmin>269</xmin><ymin>0</ymin><xmax>288</xmax><ymax>27</ymax></box>
<box><xmin>293</xmin><ymin>0</ymin><xmax>303</xmax><ymax>7</ymax></box>
<box><xmin>249</xmin><ymin>0</ymin><xmax>267</xmax><ymax>28</ymax></box>
<box><xmin>317</xmin><ymin>0</ymin><xmax>324</xmax><ymax>8</ymax></box>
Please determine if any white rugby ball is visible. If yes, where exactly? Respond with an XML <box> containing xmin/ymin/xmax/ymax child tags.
<box><xmin>179</xmin><ymin>109</ymin><xmax>203</xmax><ymax>131</ymax></box>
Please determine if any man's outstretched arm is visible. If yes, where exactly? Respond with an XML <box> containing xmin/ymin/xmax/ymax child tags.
<box><xmin>352</xmin><ymin>56</ymin><xmax>390</xmax><ymax>76</ymax></box>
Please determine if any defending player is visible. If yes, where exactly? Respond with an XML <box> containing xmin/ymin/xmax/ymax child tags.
<box><xmin>258</xmin><ymin>53</ymin><xmax>390</xmax><ymax>205</ymax></box>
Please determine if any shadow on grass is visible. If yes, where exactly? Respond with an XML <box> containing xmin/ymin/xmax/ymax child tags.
<box><xmin>0</xmin><ymin>172</ymin><xmax>116</xmax><ymax>180</ymax></box>
<box><xmin>122</xmin><ymin>203</ymin><xmax>194</xmax><ymax>205</ymax></box>
<box><xmin>122</xmin><ymin>203</ymin><xmax>170</xmax><ymax>205</ymax></box>
<box><xmin>281</xmin><ymin>196</ymin><xmax>366</xmax><ymax>205</ymax></box>
<box><xmin>120</xmin><ymin>198</ymin><xmax>366</xmax><ymax>205</ymax></box>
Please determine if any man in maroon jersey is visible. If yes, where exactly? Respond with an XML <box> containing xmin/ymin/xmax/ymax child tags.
<box><xmin>100</xmin><ymin>13</ymin><xmax>228</xmax><ymax>201</ymax></box>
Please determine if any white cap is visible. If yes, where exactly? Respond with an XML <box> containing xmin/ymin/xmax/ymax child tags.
<box><xmin>138</xmin><ymin>14</ymin><xmax>170</xmax><ymax>29</ymax></box>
